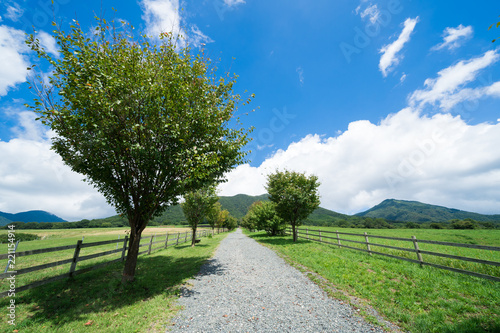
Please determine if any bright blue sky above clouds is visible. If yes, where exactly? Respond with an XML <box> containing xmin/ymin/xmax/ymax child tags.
<box><xmin>1</xmin><ymin>0</ymin><xmax>500</xmax><ymax>220</ymax></box>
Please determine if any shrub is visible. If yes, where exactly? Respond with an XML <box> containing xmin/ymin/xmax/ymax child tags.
<box><xmin>0</xmin><ymin>233</ymin><xmax>40</xmax><ymax>243</ymax></box>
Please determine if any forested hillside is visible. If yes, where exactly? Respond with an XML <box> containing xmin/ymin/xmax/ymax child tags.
<box><xmin>357</xmin><ymin>199</ymin><xmax>500</xmax><ymax>222</ymax></box>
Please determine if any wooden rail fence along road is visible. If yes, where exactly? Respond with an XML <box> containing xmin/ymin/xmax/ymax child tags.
<box><xmin>0</xmin><ymin>228</ymin><xmax>226</xmax><ymax>298</ymax></box>
<box><xmin>287</xmin><ymin>227</ymin><xmax>500</xmax><ymax>282</ymax></box>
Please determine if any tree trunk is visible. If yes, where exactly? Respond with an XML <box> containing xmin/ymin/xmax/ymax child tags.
<box><xmin>292</xmin><ymin>224</ymin><xmax>297</xmax><ymax>242</ymax></box>
<box><xmin>122</xmin><ymin>229</ymin><xmax>143</xmax><ymax>283</ymax></box>
<box><xmin>191</xmin><ymin>227</ymin><xmax>197</xmax><ymax>247</ymax></box>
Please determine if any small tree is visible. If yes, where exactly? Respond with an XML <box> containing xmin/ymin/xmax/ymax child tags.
<box><xmin>218</xmin><ymin>209</ymin><xmax>229</xmax><ymax>233</ymax></box>
<box><xmin>244</xmin><ymin>201</ymin><xmax>285</xmax><ymax>236</ymax></box>
<box><xmin>241</xmin><ymin>211</ymin><xmax>257</xmax><ymax>231</ymax></box>
<box><xmin>181</xmin><ymin>186</ymin><xmax>218</xmax><ymax>246</ymax></box>
<box><xmin>206</xmin><ymin>202</ymin><xmax>222</xmax><ymax>232</ymax></box>
<box><xmin>26</xmin><ymin>18</ymin><xmax>252</xmax><ymax>283</ymax></box>
<box><xmin>224</xmin><ymin>215</ymin><xmax>238</xmax><ymax>231</ymax></box>
<box><xmin>266</xmin><ymin>170</ymin><xmax>320</xmax><ymax>242</ymax></box>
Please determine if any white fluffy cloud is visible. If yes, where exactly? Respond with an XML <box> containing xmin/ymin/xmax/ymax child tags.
<box><xmin>220</xmin><ymin>53</ymin><xmax>500</xmax><ymax>215</ymax></box>
<box><xmin>219</xmin><ymin>109</ymin><xmax>500</xmax><ymax>215</ymax></box>
<box><xmin>296</xmin><ymin>67</ymin><xmax>304</xmax><ymax>85</ymax></box>
<box><xmin>379</xmin><ymin>17</ymin><xmax>419</xmax><ymax>77</ymax></box>
<box><xmin>356</xmin><ymin>3</ymin><xmax>380</xmax><ymax>24</ymax></box>
<box><xmin>409</xmin><ymin>50</ymin><xmax>500</xmax><ymax>110</ymax></box>
<box><xmin>224</xmin><ymin>0</ymin><xmax>245</xmax><ymax>6</ymax></box>
<box><xmin>141</xmin><ymin>0</ymin><xmax>183</xmax><ymax>39</ymax></box>
<box><xmin>0</xmin><ymin>25</ymin><xmax>29</xmax><ymax>96</ymax></box>
<box><xmin>432</xmin><ymin>24</ymin><xmax>473</xmax><ymax>51</ymax></box>
<box><xmin>0</xmin><ymin>110</ymin><xmax>115</xmax><ymax>221</ymax></box>
<box><xmin>140</xmin><ymin>0</ymin><xmax>213</xmax><ymax>47</ymax></box>
<box><xmin>37</xmin><ymin>31</ymin><xmax>59</xmax><ymax>57</ymax></box>
<box><xmin>190</xmin><ymin>25</ymin><xmax>214</xmax><ymax>48</ymax></box>
<box><xmin>5</xmin><ymin>3</ymin><xmax>23</xmax><ymax>22</ymax></box>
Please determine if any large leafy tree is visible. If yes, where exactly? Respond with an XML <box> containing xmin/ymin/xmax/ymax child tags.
<box><xmin>266</xmin><ymin>170</ymin><xmax>320</xmax><ymax>242</ymax></box>
<box><xmin>26</xmin><ymin>18</ymin><xmax>252</xmax><ymax>282</ymax></box>
<box><xmin>181</xmin><ymin>186</ymin><xmax>218</xmax><ymax>246</ymax></box>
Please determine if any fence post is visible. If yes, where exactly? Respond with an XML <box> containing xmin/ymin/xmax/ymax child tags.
<box><xmin>319</xmin><ymin>230</ymin><xmax>322</xmax><ymax>242</ymax></box>
<box><xmin>364</xmin><ymin>232</ymin><xmax>372</xmax><ymax>255</ymax></box>
<box><xmin>306</xmin><ymin>228</ymin><xmax>309</xmax><ymax>240</ymax></box>
<box><xmin>121</xmin><ymin>236</ymin><xmax>128</xmax><ymax>261</ymax></box>
<box><xmin>69</xmin><ymin>240</ymin><xmax>83</xmax><ymax>277</ymax></box>
<box><xmin>412</xmin><ymin>236</ymin><xmax>424</xmax><ymax>266</ymax></box>
<box><xmin>185</xmin><ymin>231</ymin><xmax>188</xmax><ymax>243</ymax></box>
<box><xmin>148</xmin><ymin>235</ymin><xmax>154</xmax><ymax>255</ymax></box>
<box><xmin>176</xmin><ymin>232</ymin><xmax>180</xmax><ymax>245</ymax></box>
<box><xmin>164</xmin><ymin>232</ymin><xmax>169</xmax><ymax>249</ymax></box>
<box><xmin>336</xmin><ymin>230</ymin><xmax>341</xmax><ymax>248</ymax></box>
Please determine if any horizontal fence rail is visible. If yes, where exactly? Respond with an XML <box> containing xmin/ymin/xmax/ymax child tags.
<box><xmin>0</xmin><ymin>227</ymin><xmax>226</xmax><ymax>298</ymax></box>
<box><xmin>286</xmin><ymin>227</ymin><xmax>500</xmax><ymax>282</ymax></box>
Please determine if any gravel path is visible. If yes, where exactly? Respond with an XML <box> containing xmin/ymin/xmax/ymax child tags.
<box><xmin>169</xmin><ymin>229</ymin><xmax>388</xmax><ymax>332</ymax></box>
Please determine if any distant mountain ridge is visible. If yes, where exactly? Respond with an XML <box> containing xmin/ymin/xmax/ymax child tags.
<box><xmin>0</xmin><ymin>210</ymin><xmax>66</xmax><ymax>225</ymax></box>
<box><xmin>356</xmin><ymin>199</ymin><xmax>500</xmax><ymax>222</ymax></box>
<box><xmin>4</xmin><ymin>196</ymin><xmax>500</xmax><ymax>227</ymax></box>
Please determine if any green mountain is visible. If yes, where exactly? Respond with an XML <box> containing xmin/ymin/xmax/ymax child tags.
<box><xmin>153</xmin><ymin>193</ymin><xmax>350</xmax><ymax>225</ymax></box>
<box><xmin>0</xmin><ymin>210</ymin><xmax>66</xmax><ymax>225</ymax></box>
<box><xmin>356</xmin><ymin>199</ymin><xmax>500</xmax><ymax>222</ymax></box>
<box><xmin>305</xmin><ymin>207</ymin><xmax>350</xmax><ymax>224</ymax></box>
<box><xmin>87</xmin><ymin>193</ymin><xmax>340</xmax><ymax>226</ymax></box>
<box><xmin>0</xmin><ymin>216</ymin><xmax>12</xmax><ymax>226</ymax></box>
<box><xmin>218</xmin><ymin>193</ymin><xmax>269</xmax><ymax>219</ymax></box>
<box><xmin>7</xmin><ymin>196</ymin><xmax>500</xmax><ymax>228</ymax></box>
<box><xmin>153</xmin><ymin>193</ymin><xmax>270</xmax><ymax>224</ymax></box>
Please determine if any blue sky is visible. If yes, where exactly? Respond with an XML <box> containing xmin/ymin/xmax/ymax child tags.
<box><xmin>1</xmin><ymin>0</ymin><xmax>500</xmax><ymax>220</ymax></box>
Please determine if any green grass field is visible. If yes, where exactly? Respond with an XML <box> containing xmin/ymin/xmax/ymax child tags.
<box><xmin>0</xmin><ymin>226</ymin><xmax>207</xmax><ymax>294</ymax></box>
<box><xmin>295</xmin><ymin>227</ymin><xmax>500</xmax><ymax>278</ymax></box>
<box><xmin>0</xmin><ymin>226</ymin><xmax>226</xmax><ymax>332</ymax></box>
<box><xmin>245</xmin><ymin>227</ymin><xmax>500</xmax><ymax>333</ymax></box>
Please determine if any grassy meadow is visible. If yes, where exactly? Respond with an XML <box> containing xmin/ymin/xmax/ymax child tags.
<box><xmin>245</xmin><ymin>227</ymin><xmax>500</xmax><ymax>333</ymax></box>
<box><xmin>0</xmin><ymin>226</ymin><xmax>224</xmax><ymax>332</ymax></box>
<box><xmin>0</xmin><ymin>226</ymin><xmax>206</xmax><ymax>294</ymax></box>
<box><xmin>297</xmin><ymin>227</ymin><xmax>500</xmax><ymax>278</ymax></box>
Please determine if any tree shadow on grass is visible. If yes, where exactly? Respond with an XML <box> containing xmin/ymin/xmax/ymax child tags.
<box><xmin>245</xmin><ymin>232</ymin><xmax>308</xmax><ymax>247</ymax></box>
<box><xmin>2</xmin><ymin>243</ymin><xmax>220</xmax><ymax>330</ymax></box>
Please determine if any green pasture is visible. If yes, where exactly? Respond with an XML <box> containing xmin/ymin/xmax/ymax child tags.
<box><xmin>295</xmin><ymin>227</ymin><xmax>500</xmax><ymax>278</ymax></box>
<box><xmin>0</xmin><ymin>226</ymin><xmax>201</xmax><ymax>293</ymax></box>
<box><xmin>246</xmin><ymin>228</ymin><xmax>500</xmax><ymax>333</ymax></box>
<box><xmin>0</xmin><ymin>227</ymin><xmax>228</xmax><ymax>332</ymax></box>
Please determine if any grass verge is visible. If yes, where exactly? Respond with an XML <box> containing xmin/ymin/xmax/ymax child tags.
<box><xmin>245</xmin><ymin>229</ymin><xmax>500</xmax><ymax>333</ymax></box>
<box><xmin>0</xmin><ymin>231</ymin><xmax>228</xmax><ymax>332</ymax></box>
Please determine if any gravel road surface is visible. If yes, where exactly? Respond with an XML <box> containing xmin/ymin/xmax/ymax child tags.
<box><xmin>169</xmin><ymin>229</ymin><xmax>389</xmax><ymax>332</ymax></box>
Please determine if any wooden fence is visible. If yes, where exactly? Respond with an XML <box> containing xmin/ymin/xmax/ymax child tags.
<box><xmin>0</xmin><ymin>228</ymin><xmax>225</xmax><ymax>298</ymax></box>
<box><xmin>286</xmin><ymin>227</ymin><xmax>500</xmax><ymax>282</ymax></box>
